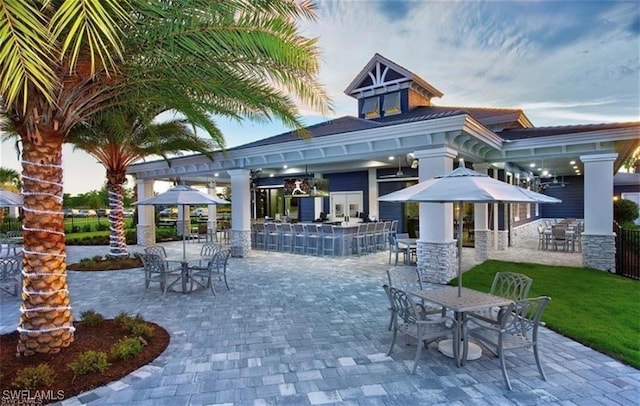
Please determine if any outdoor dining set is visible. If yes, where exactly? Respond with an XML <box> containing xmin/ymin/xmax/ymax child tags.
<box><xmin>0</xmin><ymin>231</ymin><xmax>23</xmax><ymax>296</ymax></box>
<box><xmin>537</xmin><ymin>218</ymin><xmax>583</xmax><ymax>252</ymax></box>
<box><xmin>140</xmin><ymin>242</ymin><xmax>231</xmax><ymax>297</ymax></box>
<box><xmin>383</xmin><ymin>266</ymin><xmax>551</xmax><ymax>391</ymax></box>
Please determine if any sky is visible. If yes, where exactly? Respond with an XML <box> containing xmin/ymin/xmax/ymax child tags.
<box><xmin>1</xmin><ymin>0</ymin><xmax>638</xmax><ymax>195</ymax></box>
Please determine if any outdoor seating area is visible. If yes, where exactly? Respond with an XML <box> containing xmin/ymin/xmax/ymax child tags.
<box><xmin>251</xmin><ymin>220</ymin><xmax>396</xmax><ymax>257</ymax></box>
<box><xmin>537</xmin><ymin>218</ymin><xmax>583</xmax><ymax>252</ymax></box>
<box><xmin>0</xmin><ymin>241</ymin><xmax>636</xmax><ymax>404</ymax></box>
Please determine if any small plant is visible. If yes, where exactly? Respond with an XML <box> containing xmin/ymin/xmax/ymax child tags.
<box><xmin>115</xmin><ymin>313</ymin><xmax>154</xmax><ymax>340</ymax></box>
<box><xmin>82</xmin><ymin>224</ymin><xmax>93</xmax><ymax>233</ymax></box>
<box><xmin>80</xmin><ymin>310</ymin><xmax>104</xmax><ymax>327</ymax></box>
<box><xmin>12</xmin><ymin>363</ymin><xmax>56</xmax><ymax>390</ymax></box>
<box><xmin>95</xmin><ymin>222</ymin><xmax>109</xmax><ymax>231</ymax></box>
<box><xmin>110</xmin><ymin>337</ymin><xmax>144</xmax><ymax>360</ymax></box>
<box><xmin>68</xmin><ymin>351</ymin><xmax>109</xmax><ymax>380</ymax></box>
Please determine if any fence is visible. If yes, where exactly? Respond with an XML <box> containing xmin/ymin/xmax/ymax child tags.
<box><xmin>614</xmin><ymin>222</ymin><xmax>640</xmax><ymax>280</ymax></box>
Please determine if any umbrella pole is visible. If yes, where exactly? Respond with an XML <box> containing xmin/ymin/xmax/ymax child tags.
<box><xmin>458</xmin><ymin>202</ymin><xmax>463</xmax><ymax>297</ymax></box>
<box><xmin>182</xmin><ymin>205</ymin><xmax>187</xmax><ymax>261</ymax></box>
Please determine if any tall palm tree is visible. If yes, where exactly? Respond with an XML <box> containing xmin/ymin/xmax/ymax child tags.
<box><xmin>0</xmin><ymin>0</ymin><xmax>330</xmax><ymax>354</ymax></box>
<box><xmin>70</xmin><ymin>108</ymin><xmax>217</xmax><ymax>258</ymax></box>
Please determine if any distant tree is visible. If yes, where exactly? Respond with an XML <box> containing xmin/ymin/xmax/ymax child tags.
<box><xmin>614</xmin><ymin>199</ymin><xmax>639</xmax><ymax>225</ymax></box>
<box><xmin>0</xmin><ymin>167</ymin><xmax>21</xmax><ymax>191</ymax></box>
<box><xmin>69</xmin><ymin>107</ymin><xmax>216</xmax><ymax>257</ymax></box>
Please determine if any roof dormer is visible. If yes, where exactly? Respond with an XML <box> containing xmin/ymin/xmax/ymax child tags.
<box><xmin>344</xmin><ymin>53</ymin><xmax>443</xmax><ymax>119</ymax></box>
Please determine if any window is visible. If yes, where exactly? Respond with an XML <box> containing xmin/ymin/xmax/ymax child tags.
<box><xmin>361</xmin><ymin>97</ymin><xmax>379</xmax><ymax>118</ymax></box>
<box><xmin>382</xmin><ymin>92</ymin><xmax>401</xmax><ymax>115</ymax></box>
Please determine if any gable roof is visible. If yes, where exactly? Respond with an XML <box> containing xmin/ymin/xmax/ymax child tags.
<box><xmin>344</xmin><ymin>53</ymin><xmax>443</xmax><ymax>99</ymax></box>
<box><xmin>228</xmin><ymin>116</ymin><xmax>383</xmax><ymax>150</ymax></box>
<box><xmin>498</xmin><ymin>122</ymin><xmax>640</xmax><ymax>140</ymax></box>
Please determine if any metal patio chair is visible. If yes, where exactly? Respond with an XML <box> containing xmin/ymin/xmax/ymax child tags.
<box><xmin>140</xmin><ymin>253</ymin><xmax>182</xmax><ymax>298</ymax></box>
<box><xmin>466</xmin><ymin>271</ymin><xmax>533</xmax><ymax>325</ymax></box>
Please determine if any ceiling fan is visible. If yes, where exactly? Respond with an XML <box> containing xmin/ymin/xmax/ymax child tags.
<box><xmin>379</xmin><ymin>154</ymin><xmax>418</xmax><ymax>179</ymax></box>
<box><xmin>537</xmin><ymin>175</ymin><xmax>570</xmax><ymax>191</ymax></box>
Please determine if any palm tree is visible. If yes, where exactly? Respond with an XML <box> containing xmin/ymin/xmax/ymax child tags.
<box><xmin>0</xmin><ymin>167</ymin><xmax>21</xmax><ymax>191</ymax></box>
<box><xmin>70</xmin><ymin>108</ymin><xmax>217</xmax><ymax>258</ymax></box>
<box><xmin>0</xmin><ymin>0</ymin><xmax>330</xmax><ymax>354</ymax></box>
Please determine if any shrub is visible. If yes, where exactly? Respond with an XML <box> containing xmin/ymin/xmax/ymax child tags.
<box><xmin>115</xmin><ymin>313</ymin><xmax>155</xmax><ymax>340</ymax></box>
<box><xmin>110</xmin><ymin>337</ymin><xmax>144</xmax><ymax>360</ymax></box>
<box><xmin>12</xmin><ymin>364</ymin><xmax>56</xmax><ymax>390</ymax></box>
<box><xmin>68</xmin><ymin>351</ymin><xmax>109</xmax><ymax>379</ymax></box>
<box><xmin>95</xmin><ymin>222</ymin><xmax>109</xmax><ymax>231</ymax></box>
<box><xmin>614</xmin><ymin>199</ymin><xmax>639</xmax><ymax>224</ymax></box>
<box><xmin>82</xmin><ymin>224</ymin><xmax>93</xmax><ymax>233</ymax></box>
<box><xmin>80</xmin><ymin>310</ymin><xmax>104</xmax><ymax>327</ymax></box>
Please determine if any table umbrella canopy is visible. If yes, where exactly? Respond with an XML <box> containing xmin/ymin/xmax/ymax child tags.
<box><xmin>134</xmin><ymin>184</ymin><xmax>230</xmax><ymax>261</ymax></box>
<box><xmin>378</xmin><ymin>162</ymin><xmax>561</xmax><ymax>296</ymax></box>
<box><xmin>134</xmin><ymin>184</ymin><xmax>230</xmax><ymax>206</ymax></box>
<box><xmin>378</xmin><ymin>165</ymin><xmax>562</xmax><ymax>204</ymax></box>
<box><xmin>0</xmin><ymin>190</ymin><xmax>23</xmax><ymax>206</ymax></box>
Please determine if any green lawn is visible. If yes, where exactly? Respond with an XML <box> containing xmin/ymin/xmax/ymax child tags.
<box><xmin>456</xmin><ymin>260</ymin><xmax>640</xmax><ymax>369</ymax></box>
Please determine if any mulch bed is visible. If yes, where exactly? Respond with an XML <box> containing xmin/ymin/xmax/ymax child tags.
<box><xmin>0</xmin><ymin>320</ymin><xmax>170</xmax><ymax>404</ymax></box>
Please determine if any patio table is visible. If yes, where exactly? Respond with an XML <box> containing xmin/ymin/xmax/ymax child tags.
<box><xmin>412</xmin><ymin>286</ymin><xmax>513</xmax><ymax>367</ymax></box>
<box><xmin>165</xmin><ymin>256</ymin><xmax>202</xmax><ymax>293</ymax></box>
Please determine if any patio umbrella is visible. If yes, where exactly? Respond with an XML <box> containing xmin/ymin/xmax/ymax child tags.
<box><xmin>134</xmin><ymin>184</ymin><xmax>230</xmax><ymax>260</ymax></box>
<box><xmin>0</xmin><ymin>190</ymin><xmax>23</xmax><ymax>206</ymax></box>
<box><xmin>379</xmin><ymin>161</ymin><xmax>561</xmax><ymax>296</ymax></box>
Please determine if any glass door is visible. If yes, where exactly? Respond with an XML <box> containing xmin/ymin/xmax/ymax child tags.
<box><xmin>330</xmin><ymin>192</ymin><xmax>362</xmax><ymax>222</ymax></box>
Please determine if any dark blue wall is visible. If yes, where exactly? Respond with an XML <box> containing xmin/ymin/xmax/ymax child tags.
<box><xmin>540</xmin><ymin>176</ymin><xmax>584</xmax><ymax>218</ymax></box>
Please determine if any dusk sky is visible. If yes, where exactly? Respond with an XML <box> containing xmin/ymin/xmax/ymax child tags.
<box><xmin>1</xmin><ymin>0</ymin><xmax>638</xmax><ymax>195</ymax></box>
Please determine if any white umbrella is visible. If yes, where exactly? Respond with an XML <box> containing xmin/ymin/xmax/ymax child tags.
<box><xmin>134</xmin><ymin>184</ymin><xmax>230</xmax><ymax>260</ymax></box>
<box><xmin>0</xmin><ymin>190</ymin><xmax>23</xmax><ymax>206</ymax></box>
<box><xmin>379</xmin><ymin>162</ymin><xmax>561</xmax><ymax>296</ymax></box>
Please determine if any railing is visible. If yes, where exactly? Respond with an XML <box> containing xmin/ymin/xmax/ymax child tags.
<box><xmin>614</xmin><ymin>222</ymin><xmax>640</xmax><ymax>280</ymax></box>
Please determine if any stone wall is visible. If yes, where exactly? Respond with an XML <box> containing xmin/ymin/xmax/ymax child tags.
<box><xmin>416</xmin><ymin>240</ymin><xmax>457</xmax><ymax>285</ymax></box>
<box><xmin>136</xmin><ymin>224</ymin><xmax>155</xmax><ymax>246</ymax></box>
<box><xmin>474</xmin><ymin>230</ymin><xmax>491</xmax><ymax>261</ymax></box>
<box><xmin>231</xmin><ymin>229</ymin><xmax>252</xmax><ymax>257</ymax></box>
<box><xmin>582</xmin><ymin>233</ymin><xmax>616</xmax><ymax>272</ymax></box>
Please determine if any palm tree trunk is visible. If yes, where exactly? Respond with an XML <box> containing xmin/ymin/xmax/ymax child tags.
<box><xmin>18</xmin><ymin>133</ymin><xmax>74</xmax><ymax>355</ymax></box>
<box><xmin>108</xmin><ymin>181</ymin><xmax>129</xmax><ymax>257</ymax></box>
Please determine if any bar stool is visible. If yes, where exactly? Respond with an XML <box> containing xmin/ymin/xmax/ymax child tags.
<box><xmin>265</xmin><ymin>222</ymin><xmax>279</xmax><ymax>251</ymax></box>
<box><xmin>254</xmin><ymin>223</ymin><xmax>266</xmax><ymax>250</ymax></box>
<box><xmin>293</xmin><ymin>223</ymin><xmax>306</xmax><ymax>254</ymax></box>
<box><xmin>352</xmin><ymin>223</ymin><xmax>367</xmax><ymax>256</ymax></box>
<box><xmin>366</xmin><ymin>223</ymin><xmax>377</xmax><ymax>253</ymax></box>
<box><xmin>280</xmin><ymin>223</ymin><xmax>295</xmax><ymax>252</ymax></box>
<box><xmin>305</xmin><ymin>224</ymin><xmax>321</xmax><ymax>255</ymax></box>
<box><xmin>321</xmin><ymin>224</ymin><xmax>339</xmax><ymax>256</ymax></box>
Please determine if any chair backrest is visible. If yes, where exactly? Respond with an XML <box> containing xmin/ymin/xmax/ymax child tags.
<box><xmin>501</xmin><ymin>296</ymin><xmax>551</xmax><ymax>338</ymax></box>
<box><xmin>390</xmin><ymin>220</ymin><xmax>398</xmax><ymax>235</ymax></box>
<box><xmin>293</xmin><ymin>223</ymin><xmax>305</xmax><ymax>234</ymax></box>
<box><xmin>265</xmin><ymin>222</ymin><xmax>277</xmax><ymax>232</ymax></box>
<box><xmin>306</xmin><ymin>224</ymin><xmax>319</xmax><ymax>235</ymax></box>
<box><xmin>144</xmin><ymin>245</ymin><xmax>167</xmax><ymax>259</ymax></box>
<box><xmin>551</xmin><ymin>225</ymin><xmax>566</xmax><ymax>239</ymax></box>
<box><xmin>387</xmin><ymin>267</ymin><xmax>422</xmax><ymax>292</ymax></box>
<box><xmin>281</xmin><ymin>223</ymin><xmax>293</xmax><ymax>233</ymax></box>
<box><xmin>388</xmin><ymin>286</ymin><xmax>419</xmax><ymax>324</ymax></box>
<box><xmin>321</xmin><ymin>224</ymin><xmax>334</xmax><ymax>235</ymax></box>
<box><xmin>200</xmin><ymin>243</ymin><xmax>220</xmax><ymax>258</ymax></box>
<box><xmin>209</xmin><ymin>248</ymin><xmax>232</xmax><ymax>270</ymax></box>
<box><xmin>490</xmin><ymin>272</ymin><xmax>533</xmax><ymax>301</ymax></box>
<box><xmin>140</xmin><ymin>253</ymin><xmax>165</xmax><ymax>274</ymax></box>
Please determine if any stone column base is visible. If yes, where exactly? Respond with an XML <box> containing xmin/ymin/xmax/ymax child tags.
<box><xmin>136</xmin><ymin>225</ymin><xmax>156</xmax><ymax>246</ymax></box>
<box><xmin>416</xmin><ymin>240</ymin><xmax>458</xmax><ymax>285</ymax></box>
<box><xmin>496</xmin><ymin>230</ymin><xmax>508</xmax><ymax>250</ymax></box>
<box><xmin>474</xmin><ymin>230</ymin><xmax>491</xmax><ymax>261</ymax></box>
<box><xmin>582</xmin><ymin>233</ymin><xmax>615</xmax><ymax>272</ymax></box>
<box><xmin>231</xmin><ymin>229</ymin><xmax>251</xmax><ymax>257</ymax></box>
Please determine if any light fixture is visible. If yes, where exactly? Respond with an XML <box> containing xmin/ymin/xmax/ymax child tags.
<box><xmin>214</xmin><ymin>173</ymin><xmax>219</xmax><ymax>177</ymax></box>
<box><xmin>569</xmin><ymin>160</ymin><xmax>576</xmax><ymax>165</ymax></box>
<box><xmin>529</xmin><ymin>163</ymin><xmax>536</xmax><ymax>168</ymax></box>
<box><xmin>269</xmin><ymin>173</ymin><xmax>274</xmax><ymax>177</ymax></box>
<box><xmin>283</xmin><ymin>165</ymin><xmax>288</xmax><ymax>169</ymax></box>
<box><xmin>388</xmin><ymin>156</ymin><xmax>395</xmax><ymax>161</ymax></box>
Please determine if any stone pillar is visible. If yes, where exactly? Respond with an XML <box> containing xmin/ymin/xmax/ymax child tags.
<box><xmin>473</xmin><ymin>163</ymin><xmax>492</xmax><ymax>261</ymax></box>
<box><xmin>136</xmin><ymin>178</ymin><xmax>156</xmax><ymax>246</ymax></box>
<box><xmin>228</xmin><ymin>169</ymin><xmax>252</xmax><ymax>257</ymax></box>
<box><xmin>207</xmin><ymin>182</ymin><xmax>218</xmax><ymax>242</ymax></box>
<box><xmin>581</xmin><ymin>153</ymin><xmax>617</xmax><ymax>272</ymax></box>
<box><xmin>413</xmin><ymin>147</ymin><xmax>458</xmax><ymax>284</ymax></box>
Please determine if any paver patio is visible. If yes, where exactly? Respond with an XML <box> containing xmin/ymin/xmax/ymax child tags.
<box><xmin>1</xmin><ymin>242</ymin><xmax>637</xmax><ymax>405</ymax></box>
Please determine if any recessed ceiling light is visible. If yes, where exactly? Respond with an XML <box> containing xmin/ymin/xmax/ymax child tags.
<box><xmin>269</xmin><ymin>173</ymin><xmax>274</xmax><ymax>177</ymax></box>
<box><xmin>537</xmin><ymin>167</ymin><xmax>542</xmax><ymax>171</ymax></box>
<box><xmin>529</xmin><ymin>163</ymin><xmax>536</xmax><ymax>168</ymax></box>
<box><xmin>569</xmin><ymin>160</ymin><xmax>576</xmax><ymax>165</ymax></box>
<box><xmin>283</xmin><ymin>165</ymin><xmax>288</xmax><ymax>169</ymax></box>
<box><xmin>573</xmin><ymin>166</ymin><xmax>578</xmax><ymax>169</ymax></box>
<box><xmin>542</xmin><ymin>170</ymin><xmax>549</xmax><ymax>176</ymax></box>
<box><xmin>388</xmin><ymin>156</ymin><xmax>395</xmax><ymax>160</ymax></box>
<box><xmin>214</xmin><ymin>173</ymin><xmax>219</xmax><ymax>177</ymax></box>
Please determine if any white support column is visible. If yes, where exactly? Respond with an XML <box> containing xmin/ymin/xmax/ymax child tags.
<box><xmin>136</xmin><ymin>178</ymin><xmax>156</xmax><ymax>246</ymax></box>
<box><xmin>314</xmin><ymin>172</ymin><xmax>323</xmax><ymax>220</ymax></box>
<box><xmin>581</xmin><ymin>153</ymin><xmax>617</xmax><ymax>272</ymax></box>
<box><xmin>473</xmin><ymin>163</ymin><xmax>492</xmax><ymax>261</ymax></box>
<box><xmin>207</xmin><ymin>182</ymin><xmax>218</xmax><ymax>242</ymax></box>
<box><xmin>414</xmin><ymin>147</ymin><xmax>458</xmax><ymax>284</ymax></box>
<box><xmin>368</xmin><ymin>168</ymin><xmax>379</xmax><ymax>220</ymax></box>
<box><xmin>228</xmin><ymin>169</ymin><xmax>252</xmax><ymax>257</ymax></box>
